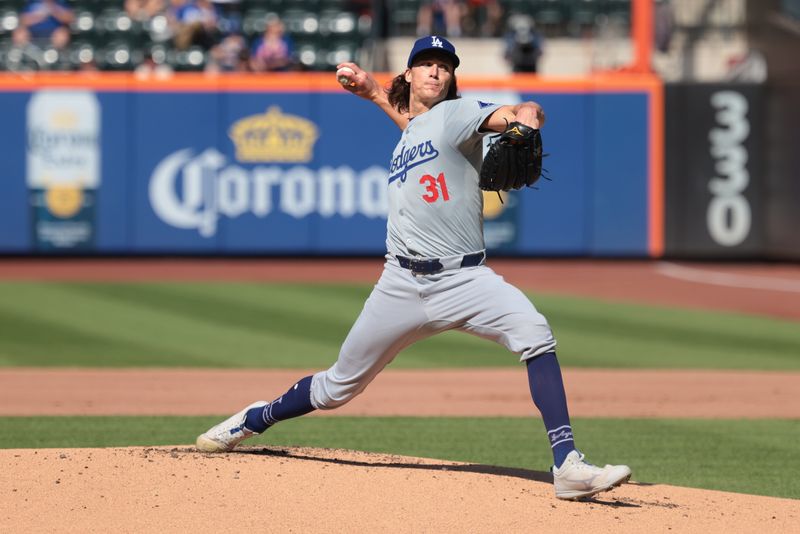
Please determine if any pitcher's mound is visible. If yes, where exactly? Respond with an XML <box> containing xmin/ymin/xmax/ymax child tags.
<box><xmin>1</xmin><ymin>446</ymin><xmax>797</xmax><ymax>532</ymax></box>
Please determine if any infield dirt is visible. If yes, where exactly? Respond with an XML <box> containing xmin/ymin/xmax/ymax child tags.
<box><xmin>2</xmin><ymin>446</ymin><xmax>798</xmax><ymax>533</ymax></box>
<box><xmin>2</xmin><ymin>368</ymin><xmax>799</xmax><ymax>418</ymax></box>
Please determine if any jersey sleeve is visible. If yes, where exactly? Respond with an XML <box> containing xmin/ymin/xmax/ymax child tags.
<box><xmin>442</xmin><ymin>99</ymin><xmax>502</xmax><ymax>148</ymax></box>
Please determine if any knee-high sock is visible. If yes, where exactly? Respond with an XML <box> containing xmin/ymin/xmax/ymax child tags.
<box><xmin>526</xmin><ymin>352</ymin><xmax>576</xmax><ymax>468</ymax></box>
<box><xmin>244</xmin><ymin>375</ymin><xmax>315</xmax><ymax>433</ymax></box>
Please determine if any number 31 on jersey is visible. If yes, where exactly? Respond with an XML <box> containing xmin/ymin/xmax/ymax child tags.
<box><xmin>420</xmin><ymin>173</ymin><xmax>450</xmax><ymax>203</ymax></box>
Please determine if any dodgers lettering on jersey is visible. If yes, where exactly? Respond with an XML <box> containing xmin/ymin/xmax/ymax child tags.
<box><xmin>388</xmin><ymin>140</ymin><xmax>439</xmax><ymax>184</ymax></box>
<box><xmin>386</xmin><ymin>98</ymin><xmax>501</xmax><ymax>258</ymax></box>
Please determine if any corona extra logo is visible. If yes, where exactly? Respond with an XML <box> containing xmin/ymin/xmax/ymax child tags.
<box><xmin>228</xmin><ymin>106</ymin><xmax>319</xmax><ymax>163</ymax></box>
<box><xmin>149</xmin><ymin>148</ymin><xmax>388</xmax><ymax>237</ymax></box>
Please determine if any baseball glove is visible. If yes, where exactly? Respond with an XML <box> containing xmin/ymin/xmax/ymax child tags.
<box><xmin>479</xmin><ymin>121</ymin><xmax>544</xmax><ymax>193</ymax></box>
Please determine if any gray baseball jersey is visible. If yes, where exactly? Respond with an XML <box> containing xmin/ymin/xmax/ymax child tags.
<box><xmin>309</xmin><ymin>98</ymin><xmax>556</xmax><ymax>411</ymax></box>
<box><xmin>386</xmin><ymin>98</ymin><xmax>501</xmax><ymax>258</ymax></box>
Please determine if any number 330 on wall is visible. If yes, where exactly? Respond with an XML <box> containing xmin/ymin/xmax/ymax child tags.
<box><xmin>420</xmin><ymin>173</ymin><xmax>450</xmax><ymax>203</ymax></box>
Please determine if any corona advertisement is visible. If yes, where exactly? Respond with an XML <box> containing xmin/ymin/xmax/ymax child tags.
<box><xmin>148</xmin><ymin>106</ymin><xmax>388</xmax><ymax>241</ymax></box>
<box><xmin>0</xmin><ymin>74</ymin><xmax>659</xmax><ymax>256</ymax></box>
<box><xmin>26</xmin><ymin>90</ymin><xmax>101</xmax><ymax>251</ymax></box>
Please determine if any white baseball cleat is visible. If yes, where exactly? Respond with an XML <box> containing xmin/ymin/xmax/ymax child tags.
<box><xmin>196</xmin><ymin>401</ymin><xmax>268</xmax><ymax>453</ymax></box>
<box><xmin>552</xmin><ymin>450</ymin><xmax>632</xmax><ymax>500</ymax></box>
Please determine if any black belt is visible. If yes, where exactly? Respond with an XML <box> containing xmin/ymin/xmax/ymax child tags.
<box><xmin>396</xmin><ymin>251</ymin><xmax>485</xmax><ymax>275</ymax></box>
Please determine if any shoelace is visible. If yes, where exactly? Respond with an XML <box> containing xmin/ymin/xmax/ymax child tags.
<box><xmin>564</xmin><ymin>454</ymin><xmax>603</xmax><ymax>474</ymax></box>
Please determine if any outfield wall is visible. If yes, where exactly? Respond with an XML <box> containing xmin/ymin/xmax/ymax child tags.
<box><xmin>0</xmin><ymin>73</ymin><xmax>662</xmax><ymax>257</ymax></box>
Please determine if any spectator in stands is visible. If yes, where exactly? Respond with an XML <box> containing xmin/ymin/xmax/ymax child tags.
<box><xmin>12</xmin><ymin>0</ymin><xmax>74</xmax><ymax>51</ymax></box>
<box><xmin>417</xmin><ymin>0</ymin><xmax>463</xmax><ymax>38</ymax></box>
<box><xmin>654</xmin><ymin>0</ymin><xmax>674</xmax><ymax>53</ymax></box>
<box><xmin>3</xmin><ymin>45</ymin><xmax>43</xmax><ymax>71</ymax></box>
<box><xmin>168</xmin><ymin>0</ymin><xmax>219</xmax><ymax>50</ymax></box>
<box><xmin>463</xmin><ymin>0</ymin><xmax>502</xmax><ymax>37</ymax></box>
<box><xmin>211</xmin><ymin>0</ymin><xmax>242</xmax><ymax>36</ymax></box>
<box><xmin>249</xmin><ymin>17</ymin><xmax>295</xmax><ymax>72</ymax></box>
<box><xmin>125</xmin><ymin>0</ymin><xmax>165</xmax><ymax>22</ymax></box>
<box><xmin>206</xmin><ymin>33</ymin><xmax>249</xmax><ymax>72</ymax></box>
<box><xmin>503</xmin><ymin>14</ymin><xmax>543</xmax><ymax>73</ymax></box>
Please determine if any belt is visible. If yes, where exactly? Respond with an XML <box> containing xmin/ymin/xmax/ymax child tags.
<box><xmin>396</xmin><ymin>251</ymin><xmax>485</xmax><ymax>275</ymax></box>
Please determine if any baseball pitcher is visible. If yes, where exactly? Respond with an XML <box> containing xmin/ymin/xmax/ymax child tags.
<box><xmin>197</xmin><ymin>36</ymin><xmax>632</xmax><ymax>501</ymax></box>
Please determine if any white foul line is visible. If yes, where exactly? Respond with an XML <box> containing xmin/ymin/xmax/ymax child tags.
<box><xmin>656</xmin><ymin>262</ymin><xmax>800</xmax><ymax>294</ymax></box>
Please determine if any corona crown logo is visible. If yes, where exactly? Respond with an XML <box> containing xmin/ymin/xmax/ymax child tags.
<box><xmin>228</xmin><ymin>106</ymin><xmax>319</xmax><ymax>163</ymax></box>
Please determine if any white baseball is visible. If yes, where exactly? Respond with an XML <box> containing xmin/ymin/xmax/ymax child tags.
<box><xmin>336</xmin><ymin>66</ymin><xmax>355</xmax><ymax>86</ymax></box>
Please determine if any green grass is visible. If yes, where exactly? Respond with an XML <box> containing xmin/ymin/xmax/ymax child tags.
<box><xmin>1</xmin><ymin>416</ymin><xmax>798</xmax><ymax>499</ymax></box>
<box><xmin>0</xmin><ymin>281</ymin><xmax>798</xmax><ymax>369</ymax></box>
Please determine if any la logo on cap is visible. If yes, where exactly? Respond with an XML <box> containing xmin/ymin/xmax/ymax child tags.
<box><xmin>431</xmin><ymin>36</ymin><xmax>443</xmax><ymax>48</ymax></box>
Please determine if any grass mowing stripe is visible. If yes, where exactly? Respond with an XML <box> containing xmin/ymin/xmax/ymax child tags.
<box><xmin>0</xmin><ymin>282</ymin><xmax>798</xmax><ymax>369</ymax></box>
<box><xmin>1</xmin><ymin>416</ymin><xmax>797</xmax><ymax>499</ymax></box>
<box><xmin>0</xmin><ymin>283</ymin><xmax>335</xmax><ymax>367</ymax></box>
<box><xmin>534</xmin><ymin>294</ymin><xmax>800</xmax><ymax>369</ymax></box>
<box><xmin>0</xmin><ymin>282</ymin><xmax>505</xmax><ymax>368</ymax></box>
<box><xmin>69</xmin><ymin>282</ymin><xmax>367</xmax><ymax>345</ymax></box>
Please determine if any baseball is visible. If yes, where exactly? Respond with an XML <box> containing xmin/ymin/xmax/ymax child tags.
<box><xmin>336</xmin><ymin>66</ymin><xmax>355</xmax><ymax>87</ymax></box>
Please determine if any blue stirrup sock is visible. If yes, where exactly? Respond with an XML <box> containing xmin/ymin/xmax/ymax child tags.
<box><xmin>526</xmin><ymin>352</ymin><xmax>576</xmax><ymax>468</ymax></box>
<box><xmin>244</xmin><ymin>375</ymin><xmax>316</xmax><ymax>433</ymax></box>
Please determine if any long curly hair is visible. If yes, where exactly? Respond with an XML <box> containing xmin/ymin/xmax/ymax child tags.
<box><xmin>386</xmin><ymin>71</ymin><xmax>459</xmax><ymax>115</ymax></box>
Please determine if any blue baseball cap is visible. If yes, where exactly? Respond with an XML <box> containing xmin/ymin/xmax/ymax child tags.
<box><xmin>407</xmin><ymin>35</ymin><xmax>460</xmax><ymax>69</ymax></box>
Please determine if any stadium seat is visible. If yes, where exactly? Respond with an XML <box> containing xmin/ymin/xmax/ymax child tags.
<box><xmin>289</xmin><ymin>0</ymin><xmax>321</xmax><ymax>12</ymax></box>
<box><xmin>169</xmin><ymin>45</ymin><xmax>207</xmax><ymax>71</ymax></box>
<box><xmin>0</xmin><ymin>0</ymin><xmax>25</xmax><ymax>11</ymax></box>
<box><xmin>242</xmin><ymin>7</ymin><xmax>271</xmax><ymax>38</ymax></box>
<box><xmin>294</xmin><ymin>40</ymin><xmax>318</xmax><ymax>69</ymax></box>
<box><xmin>98</xmin><ymin>40</ymin><xmax>137</xmax><ymax>70</ymax></box>
<box><xmin>145</xmin><ymin>41</ymin><xmax>170</xmax><ymax>65</ymax></box>
<box><xmin>71</xmin><ymin>9</ymin><xmax>96</xmax><ymax>32</ymax></box>
<box><xmin>92</xmin><ymin>7</ymin><xmax>150</xmax><ymax>51</ymax></box>
<box><xmin>0</xmin><ymin>9</ymin><xmax>18</xmax><ymax>36</ymax></box>
<box><xmin>319</xmin><ymin>0</ymin><xmax>348</xmax><ymax>9</ymax></box>
<box><xmin>67</xmin><ymin>40</ymin><xmax>97</xmax><ymax>69</ymax></box>
<box><xmin>144</xmin><ymin>13</ymin><xmax>172</xmax><ymax>44</ymax></box>
<box><xmin>35</xmin><ymin>44</ymin><xmax>70</xmax><ymax>70</ymax></box>
<box><xmin>568</xmin><ymin>0</ymin><xmax>601</xmax><ymax>36</ymax></box>
<box><xmin>283</xmin><ymin>9</ymin><xmax>319</xmax><ymax>36</ymax></box>
<box><xmin>502</xmin><ymin>0</ymin><xmax>534</xmax><ymax>17</ymax></box>
<box><xmin>70</xmin><ymin>8</ymin><xmax>97</xmax><ymax>46</ymax></box>
<box><xmin>74</xmin><ymin>0</ymin><xmax>104</xmax><ymax>10</ymax></box>
<box><xmin>241</xmin><ymin>0</ymin><xmax>286</xmax><ymax>12</ymax></box>
<box><xmin>95</xmin><ymin>8</ymin><xmax>134</xmax><ymax>35</ymax></box>
<box><xmin>319</xmin><ymin>9</ymin><xmax>356</xmax><ymax>36</ymax></box>
<box><xmin>533</xmin><ymin>0</ymin><xmax>570</xmax><ymax>35</ymax></box>
<box><xmin>323</xmin><ymin>38</ymin><xmax>358</xmax><ymax>68</ymax></box>
<box><xmin>1</xmin><ymin>45</ymin><xmax>31</xmax><ymax>71</ymax></box>
<box><xmin>386</xmin><ymin>0</ymin><xmax>419</xmax><ymax>36</ymax></box>
<box><xmin>0</xmin><ymin>36</ymin><xmax>11</xmax><ymax>69</ymax></box>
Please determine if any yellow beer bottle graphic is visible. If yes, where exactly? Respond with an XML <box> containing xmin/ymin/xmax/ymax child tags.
<box><xmin>27</xmin><ymin>90</ymin><xmax>100</xmax><ymax>250</ymax></box>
